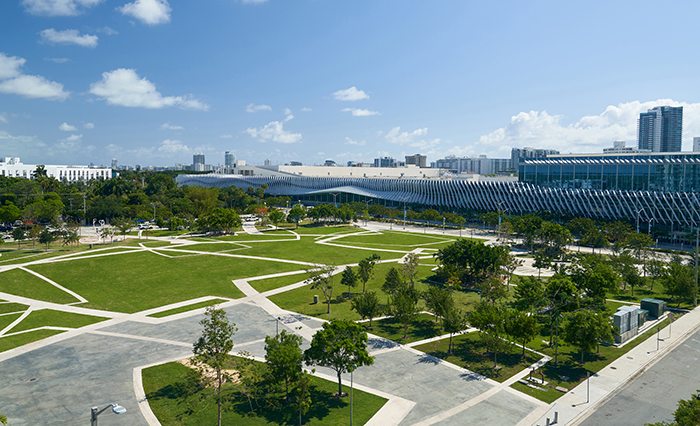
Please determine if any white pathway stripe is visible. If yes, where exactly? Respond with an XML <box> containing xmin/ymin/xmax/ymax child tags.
<box><xmin>19</xmin><ymin>266</ymin><xmax>88</xmax><ymax>303</ymax></box>
<box><xmin>0</xmin><ymin>291</ymin><xmax>127</xmax><ymax>319</ymax></box>
<box><xmin>1</xmin><ymin>325</ymin><xmax>73</xmax><ymax>337</ymax></box>
<box><xmin>0</xmin><ymin>307</ymin><xmax>32</xmax><ymax>336</ymax></box>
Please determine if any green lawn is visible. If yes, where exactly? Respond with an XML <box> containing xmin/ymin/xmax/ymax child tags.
<box><xmin>8</xmin><ymin>309</ymin><xmax>108</xmax><ymax>333</ymax></box>
<box><xmin>0</xmin><ymin>268</ymin><xmax>80</xmax><ymax>304</ymax></box>
<box><xmin>414</xmin><ymin>331</ymin><xmax>542</xmax><ymax>383</ymax></box>
<box><xmin>143</xmin><ymin>361</ymin><xmax>387</xmax><ymax>426</ymax></box>
<box><xmin>606</xmin><ymin>278</ymin><xmax>695</xmax><ymax>309</ymax></box>
<box><xmin>269</xmin><ymin>263</ymin><xmax>481</xmax><ymax>322</ymax></box>
<box><xmin>367</xmin><ymin>313</ymin><xmax>443</xmax><ymax>343</ymax></box>
<box><xmin>0</xmin><ymin>302</ymin><xmax>29</xmax><ymax>314</ymax></box>
<box><xmin>0</xmin><ymin>329</ymin><xmax>66</xmax><ymax>353</ymax></box>
<box><xmin>0</xmin><ymin>313</ymin><xmax>23</xmax><ymax>331</ymax></box>
<box><xmin>148</xmin><ymin>298</ymin><xmax>230</xmax><ymax>318</ymax></box>
<box><xmin>27</xmin><ymin>251</ymin><xmax>300</xmax><ymax>313</ymax></box>
<box><xmin>249</xmin><ymin>273</ymin><xmax>308</xmax><ymax>293</ymax></box>
<box><xmin>332</xmin><ymin>230</ymin><xmax>455</xmax><ymax>249</ymax></box>
<box><xmin>509</xmin><ymin>317</ymin><xmax>672</xmax><ymax>403</ymax></box>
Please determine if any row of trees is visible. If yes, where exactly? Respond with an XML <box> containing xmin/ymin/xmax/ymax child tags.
<box><xmin>192</xmin><ymin>306</ymin><xmax>373</xmax><ymax>426</ymax></box>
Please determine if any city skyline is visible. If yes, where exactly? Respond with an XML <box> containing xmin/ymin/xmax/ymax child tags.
<box><xmin>2</xmin><ymin>1</ymin><xmax>700</xmax><ymax>167</ymax></box>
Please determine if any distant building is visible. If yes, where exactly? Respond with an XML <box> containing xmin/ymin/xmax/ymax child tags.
<box><xmin>288</xmin><ymin>161</ymin><xmax>302</xmax><ymax>166</ymax></box>
<box><xmin>323</xmin><ymin>160</ymin><xmax>337</xmax><ymax>167</ymax></box>
<box><xmin>603</xmin><ymin>141</ymin><xmax>650</xmax><ymax>154</ymax></box>
<box><xmin>638</xmin><ymin>106</ymin><xmax>683</xmax><ymax>152</ymax></box>
<box><xmin>432</xmin><ymin>155</ymin><xmax>511</xmax><ymax>175</ymax></box>
<box><xmin>193</xmin><ymin>153</ymin><xmax>205</xmax><ymax>171</ymax></box>
<box><xmin>694</xmin><ymin>137</ymin><xmax>700</xmax><ymax>152</ymax></box>
<box><xmin>405</xmin><ymin>154</ymin><xmax>427</xmax><ymax>168</ymax></box>
<box><xmin>0</xmin><ymin>157</ymin><xmax>112</xmax><ymax>182</ymax></box>
<box><xmin>111</xmin><ymin>158</ymin><xmax>118</xmax><ymax>169</ymax></box>
<box><xmin>510</xmin><ymin>147</ymin><xmax>558</xmax><ymax>170</ymax></box>
<box><xmin>374</xmin><ymin>157</ymin><xmax>397</xmax><ymax>168</ymax></box>
<box><xmin>224</xmin><ymin>151</ymin><xmax>235</xmax><ymax>168</ymax></box>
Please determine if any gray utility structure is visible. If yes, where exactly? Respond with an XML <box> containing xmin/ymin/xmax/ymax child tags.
<box><xmin>641</xmin><ymin>298</ymin><xmax>667</xmax><ymax>319</ymax></box>
<box><xmin>614</xmin><ymin>305</ymin><xmax>640</xmax><ymax>344</ymax></box>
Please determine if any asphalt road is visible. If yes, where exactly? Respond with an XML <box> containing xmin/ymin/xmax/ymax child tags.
<box><xmin>579</xmin><ymin>327</ymin><xmax>700</xmax><ymax>426</ymax></box>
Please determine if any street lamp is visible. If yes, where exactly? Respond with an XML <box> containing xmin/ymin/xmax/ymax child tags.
<box><xmin>91</xmin><ymin>403</ymin><xmax>126</xmax><ymax>426</ymax></box>
<box><xmin>648</xmin><ymin>217</ymin><xmax>655</xmax><ymax>235</ymax></box>
<box><xmin>350</xmin><ymin>364</ymin><xmax>356</xmax><ymax>426</ymax></box>
<box><xmin>636</xmin><ymin>208</ymin><xmax>644</xmax><ymax>234</ymax></box>
<box><xmin>151</xmin><ymin>202</ymin><xmax>156</xmax><ymax>223</ymax></box>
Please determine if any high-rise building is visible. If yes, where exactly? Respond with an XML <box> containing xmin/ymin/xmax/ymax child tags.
<box><xmin>193</xmin><ymin>153</ymin><xmax>205</xmax><ymax>171</ymax></box>
<box><xmin>433</xmin><ymin>155</ymin><xmax>511</xmax><ymax>175</ymax></box>
<box><xmin>224</xmin><ymin>151</ymin><xmax>235</xmax><ymax>168</ymax></box>
<box><xmin>405</xmin><ymin>154</ymin><xmax>427</xmax><ymax>168</ymax></box>
<box><xmin>374</xmin><ymin>157</ymin><xmax>396</xmax><ymax>168</ymax></box>
<box><xmin>510</xmin><ymin>147</ymin><xmax>558</xmax><ymax>170</ymax></box>
<box><xmin>111</xmin><ymin>158</ymin><xmax>118</xmax><ymax>169</ymax></box>
<box><xmin>694</xmin><ymin>137</ymin><xmax>700</xmax><ymax>152</ymax></box>
<box><xmin>638</xmin><ymin>106</ymin><xmax>683</xmax><ymax>152</ymax></box>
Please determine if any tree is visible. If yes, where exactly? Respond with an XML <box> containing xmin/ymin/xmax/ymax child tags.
<box><xmin>38</xmin><ymin>227</ymin><xmax>54</xmax><ymax>250</ymax></box>
<box><xmin>476</xmin><ymin>276</ymin><xmax>508</xmax><ymax>303</ymax></box>
<box><xmin>29</xmin><ymin>225</ymin><xmax>42</xmax><ymax>249</ymax></box>
<box><xmin>390</xmin><ymin>286</ymin><xmax>420</xmax><ymax>339</ymax></box>
<box><xmin>533</xmin><ymin>251</ymin><xmax>553</xmax><ymax>280</ymax></box>
<box><xmin>357</xmin><ymin>254</ymin><xmax>379</xmax><ymax>293</ymax></box>
<box><xmin>502</xmin><ymin>252</ymin><xmax>523</xmax><ymax>291</ymax></box>
<box><xmin>264</xmin><ymin>330</ymin><xmax>303</xmax><ymax>400</ymax></box>
<box><xmin>505</xmin><ymin>309</ymin><xmax>541</xmax><ymax>356</ymax></box>
<box><xmin>288</xmin><ymin>205</ymin><xmax>306</xmax><ymax>229</ymax></box>
<box><xmin>402</xmin><ymin>252</ymin><xmax>419</xmax><ymax>285</ymax></box>
<box><xmin>350</xmin><ymin>291</ymin><xmax>383</xmax><ymax>327</ymax></box>
<box><xmin>434</xmin><ymin>239</ymin><xmax>509</xmax><ymax>286</ymax></box>
<box><xmin>442</xmin><ymin>302</ymin><xmax>467</xmax><ymax>354</ymax></box>
<box><xmin>646</xmin><ymin>390</ymin><xmax>700</xmax><ymax>426</ymax></box>
<box><xmin>662</xmin><ymin>257</ymin><xmax>695</xmax><ymax>307</ymax></box>
<box><xmin>306</xmin><ymin>264</ymin><xmax>335</xmax><ymax>314</ymax></box>
<box><xmin>294</xmin><ymin>370</ymin><xmax>313</xmax><ymax>426</ymax></box>
<box><xmin>12</xmin><ymin>226</ymin><xmax>25</xmax><ymax>249</ymax></box>
<box><xmin>304</xmin><ymin>319</ymin><xmax>374</xmax><ymax>396</ymax></box>
<box><xmin>569</xmin><ymin>254</ymin><xmax>618</xmax><ymax>304</ymax></box>
<box><xmin>340</xmin><ymin>266</ymin><xmax>358</xmax><ymax>298</ymax></box>
<box><xmin>269</xmin><ymin>208</ymin><xmax>285</xmax><ymax>230</ymax></box>
<box><xmin>111</xmin><ymin>217</ymin><xmax>133</xmax><ymax>240</ymax></box>
<box><xmin>0</xmin><ymin>414</ymin><xmax>6</xmax><ymax>425</ymax></box>
<box><xmin>513</xmin><ymin>276</ymin><xmax>546</xmax><ymax>312</ymax></box>
<box><xmin>381</xmin><ymin>267</ymin><xmax>404</xmax><ymax>296</ymax></box>
<box><xmin>422</xmin><ymin>286</ymin><xmax>452</xmax><ymax>321</ymax></box>
<box><xmin>646</xmin><ymin>259</ymin><xmax>666</xmax><ymax>291</ymax></box>
<box><xmin>562</xmin><ymin>309</ymin><xmax>613</xmax><ymax>363</ymax></box>
<box><xmin>469</xmin><ymin>302</ymin><xmax>511</xmax><ymax>367</ymax></box>
<box><xmin>192</xmin><ymin>306</ymin><xmax>237</xmax><ymax>426</ymax></box>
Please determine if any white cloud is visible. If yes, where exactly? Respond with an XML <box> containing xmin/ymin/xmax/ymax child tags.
<box><xmin>118</xmin><ymin>0</ymin><xmax>171</xmax><ymax>25</ymax></box>
<box><xmin>344</xmin><ymin>137</ymin><xmax>365</xmax><ymax>146</ymax></box>
<box><xmin>246</xmin><ymin>103</ymin><xmax>272</xmax><ymax>113</ymax></box>
<box><xmin>385</xmin><ymin>126</ymin><xmax>440</xmax><ymax>151</ymax></box>
<box><xmin>157</xmin><ymin>139</ymin><xmax>190</xmax><ymax>155</ymax></box>
<box><xmin>96</xmin><ymin>26</ymin><xmax>118</xmax><ymax>35</ymax></box>
<box><xmin>220</xmin><ymin>134</ymin><xmax>233</xmax><ymax>139</ymax></box>
<box><xmin>40</xmin><ymin>29</ymin><xmax>98</xmax><ymax>48</ymax></box>
<box><xmin>45</xmin><ymin>57</ymin><xmax>70</xmax><ymax>63</ymax></box>
<box><xmin>342</xmin><ymin>108</ymin><xmax>380</xmax><ymax>117</ymax></box>
<box><xmin>0</xmin><ymin>53</ymin><xmax>70</xmax><ymax>100</ymax></box>
<box><xmin>0</xmin><ymin>75</ymin><xmax>69</xmax><ymax>101</ymax></box>
<box><xmin>246</xmin><ymin>121</ymin><xmax>302</xmax><ymax>144</ymax></box>
<box><xmin>61</xmin><ymin>134</ymin><xmax>82</xmax><ymax>142</ymax></box>
<box><xmin>89</xmin><ymin>68</ymin><xmax>209</xmax><ymax>110</ymax></box>
<box><xmin>301</xmin><ymin>107</ymin><xmax>312</xmax><ymax>112</ymax></box>
<box><xmin>83</xmin><ymin>122</ymin><xmax>94</xmax><ymax>129</ymax></box>
<box><xmin>471</xmin><ymin>99</ymin><xmax>700</xmax><ymax>157</ymax></box>
<box><xmin>59</xmin><ymin>122</ymin><xmax>77</xmax><ymax>131</ymax></box>
<box><xmin>0</xmin><ymin>113</ymin><xmax>7</xmax><ymax>124</ymax></box>
<box><xmin>0</xmin><ymin>54</ymin><xmax>25</xmax><ymax>80</ymax></box>
<box><xmin>283</xmin><ymin>108</ymin><xmax>292</xmax><ymax>115</ymax></box>
<box><xmin>160</xmin><ymin>122</ymin><xmax>184</xmax><ymax>130</ymax></box>
<box><xmin>332</xmin><ymin>86</ymin><xmax>369</xmax><ymax>101</ymax></box>
<box><xmin>22</xmin><ymin>0</ymin><xmax>102</xmax><ymax>16</ymax></box>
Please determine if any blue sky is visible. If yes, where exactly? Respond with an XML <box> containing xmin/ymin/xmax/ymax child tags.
<box><xmin>1</xmin><ymin>0</ymin><xmax>700</xmax><ymax>167</ymax></box>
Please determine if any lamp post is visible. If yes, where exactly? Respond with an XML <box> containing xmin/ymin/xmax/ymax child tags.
<box><xmin>635</xmin><ymin>208</ymin><xmax>644</xmax><ymax>234</ymax></box>
<box><xmin>170</xmin><ymin>202</ymin><xmax>174</xmax><ymax>238</ymax></box>
<box><xmin>151</xmin><ymin>202</ymin><xmax>156</xmax><ymax>223</ymax></box>
<box><xmin>91</xmin><ymin>403</ymin><xmax>126</xmax><ymax>426</ymax></box>
<box><xmin>350</xmin><ymin>364</ymin><xmax>356</xmax><ymax>426</ymax></box>
<box><xmin>648</xmin><ymin>217</ymin><xmax>655</xmax><ymax>235</ymax></box>
<box><xmin>276</xmin><ymin>316</ymin><xmax>282</xmax><ymax>335</ymax></box>
<box><xmin>694</xmin><ymin>227</ymin><xmax>698</xmax><ymax>307</ymax></box>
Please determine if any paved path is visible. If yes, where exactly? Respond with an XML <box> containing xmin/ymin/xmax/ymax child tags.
<box><xmin>0</xmin><ymin>222</ymin><xmax>697</xmax><ymax>426</ymax></box>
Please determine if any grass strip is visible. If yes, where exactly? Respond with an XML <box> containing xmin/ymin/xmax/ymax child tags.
<box><xmin>8</xmin><ymin>309</ymin><xmax>108</xmax><ymax>333</ymax></box>
<box><xmin>0</xmin><ymin>329</ymin><xmax>66</xmax><ymax>353</ymax></box>
<box><xmin>148</xmin><ymin>299</ymin><xmax>230</xmax><ymax>318</ymax></box>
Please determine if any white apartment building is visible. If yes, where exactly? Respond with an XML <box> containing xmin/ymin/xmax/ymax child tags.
<box><xmin>0</xmin><ymin>157</ymin><xmax>113</xmax><ymax>182</ymax></box>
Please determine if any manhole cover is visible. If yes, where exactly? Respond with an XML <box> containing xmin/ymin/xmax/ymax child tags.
<box><xmin>610</xmin><ymin>366</ymin><xmax>617</xmax><ymax>370</ymax></box>
<box><xmin>29</xmin><ymin>378</ymin><xmax>36</xmax><ymax>382</ymax></box>
<box><xmin>627</xmin><ymin>356</ymin><xmax>634</xmax><ymax>359</ymax></box>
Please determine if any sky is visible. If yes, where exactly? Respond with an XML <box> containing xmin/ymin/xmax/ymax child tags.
<box><xmin>1</xmin><ymin>0</ymin><xmax>700</xmax><ymax>168</ymax></box>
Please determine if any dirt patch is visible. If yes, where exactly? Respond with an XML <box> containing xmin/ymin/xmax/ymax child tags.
<box><xmin>177</xmin><ymin>357</ymin><xmax>241</xmax><ymax>385</ymax></box>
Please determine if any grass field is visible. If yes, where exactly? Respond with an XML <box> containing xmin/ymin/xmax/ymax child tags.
<box><xmin>0</xmin><ymin>329</ymin><xmax>66</xmax><ymax>353</ymax></box>
<box><xmin>143</xmin><ymin>360</ymin><xmax>387</xmax><ymax>426</ymax></box>
<box><xmin>148</xmin><ymin>298</ymin><xmax>230</xmax><ymax>318</ymax></box>
<box><xmin>8</xmin><ymin>309</ymin><xmax>107</xmax><ymax>333</ymax></box>
<box><xmin>249</xmin><ymin>273</ymin><xmax>308</xmax><ymax>293</ymax></box>
<box><xmin>0</xmin><ymin>302</ymin><xmax>29</xmax><ymax>314</ymax></box>
<box><xmin>0</xmin><ymin>313</ymin><xmax>23</xmax><ymax>331</ymax></box>
<box><xmin>367</xmin><ymin>313</ymin><xmax>443</xmax><ymax>343</ymax></box>
<box><xmin>0</xmin><ymin>268</ymin><xmax>79</xmax><ymax>304</ymax></box>
<box><xmin>414</xmin><ymin>331</ymin><xmax>541</xmax><ymax>383</ymax></box>
<box><xmin>332</xmin><ymin>230</ymin><xmax>456</xmax><ymax>249</ymax></box>
<box><xmin>27</xmin><ymin>251</ymin><xmax>300</xmax><ymax>312</ymax></box>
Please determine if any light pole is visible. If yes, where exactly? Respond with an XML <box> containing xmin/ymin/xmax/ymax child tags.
<box><xmin>400</xmin><ymin>196</ymin><xmax>409</xmax><ymax>230</ymax></box>
<box><xmin>170</xmin><ymin>202</ymin><xmax>174</xmax><ymax>238</ymax></box>
<box><xmin>496</xmin><ymin>201</ymin><xmax>506</xmax><ymax>243</ymax></box>
<box><xmin>151</xmin><ymin>202</ymin><xmax>156</xmax><ymax>223</ymax></box>
<box><xmin>636</xmin><ymin>208</ymin><xmax>644</xmax><ymax>234</ymax></box>
<box><xmin>276</xmin><ymin>316</ymin><xmax>281</xmax><ymax>335</ymax></box>
<box><xmin>695</xmin><ymin>227</ymin><xmax>698</xmax><ymax>307</ymax></box>
<box><xmin>350</xmin><ymin>364</ymin><xmax>356</xmax><ymax>426</ymax></box>
<box><xmin>330</xmin><ymin>192</ymin><xmax>340</xmax><ymax>207</ymax></box>
<box><xmin>91</xmin><ymin>403</ymin><xmax>126</xmax><ymax>426</ymax></box>
<box><xmin>648</xmin><ymin>217</ymin><xmax>655</xmax><ymax>235</ymax></box>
